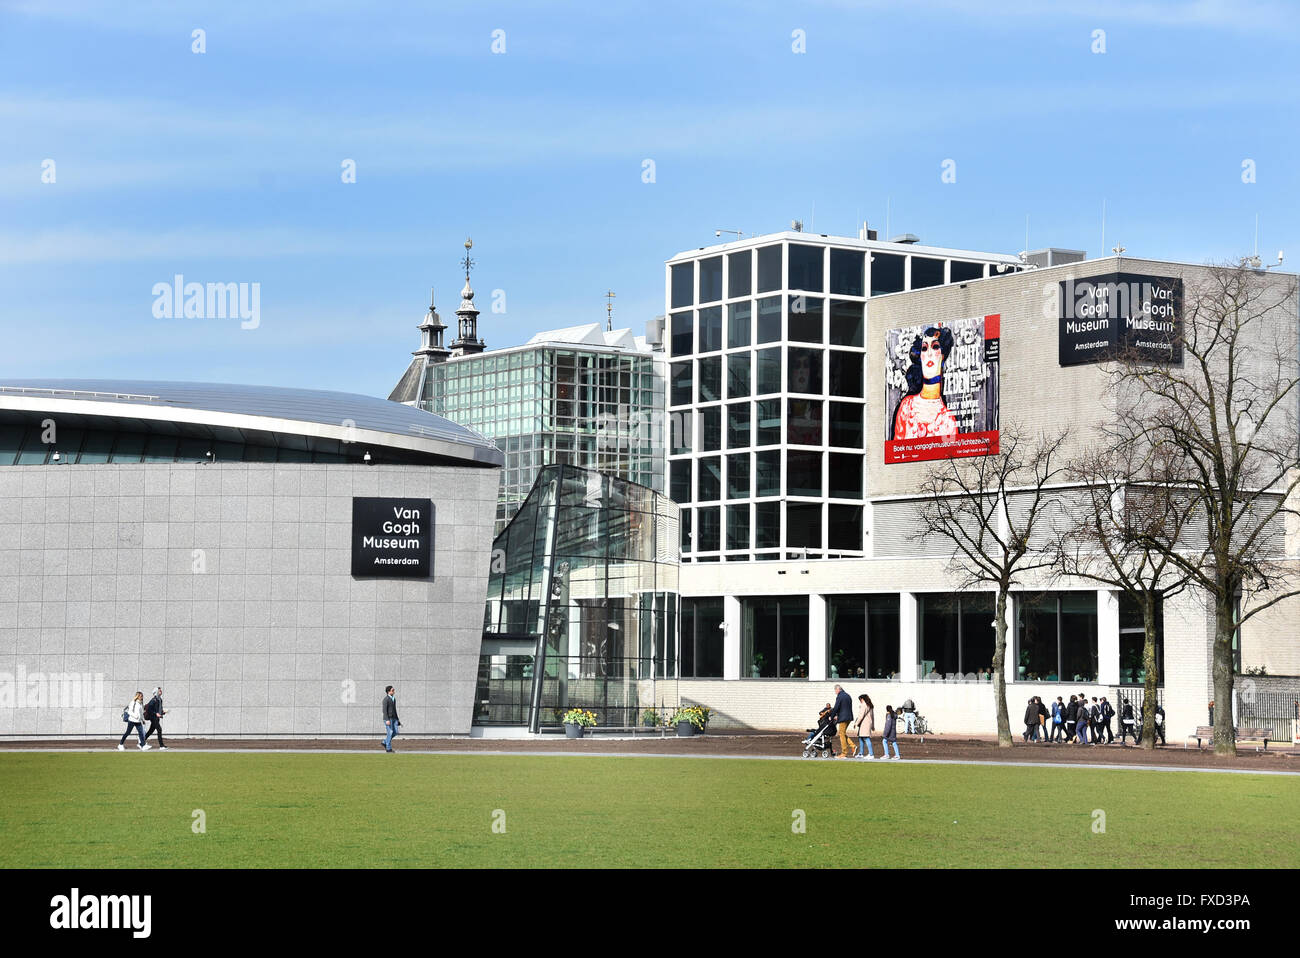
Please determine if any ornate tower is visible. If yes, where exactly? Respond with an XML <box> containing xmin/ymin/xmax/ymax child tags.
<box><xmin>415</xmin><ymin>287</ymin><xmax>451</xmax><ymax>364</ymax></box>
<box><xmin>450</xmin><ymin>237</ymin><xmax>485</xmax><ymax>356</ymax></box>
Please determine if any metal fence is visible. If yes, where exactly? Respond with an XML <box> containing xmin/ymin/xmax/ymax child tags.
<box><xmin>1232</xmin><ymin>689</ymin><xmax>1298</xmax><ymax>744</ymax></box>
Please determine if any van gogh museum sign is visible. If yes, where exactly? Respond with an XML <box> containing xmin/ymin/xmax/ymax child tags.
<box><xmin>1058</xmin><ymin>272</ymin><xmax>1183</xmax><ymax>366</ymax></box>
<box><xmin>351</xmin><ymin>497</ymin><xmax>434</xmax><ymax>577</ymax></box>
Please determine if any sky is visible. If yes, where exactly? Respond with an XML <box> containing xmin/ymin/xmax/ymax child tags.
<box><xmin>1</xmin><ymin>0</ymin><xmax>1297</xmax><ymax>400</ymax></box>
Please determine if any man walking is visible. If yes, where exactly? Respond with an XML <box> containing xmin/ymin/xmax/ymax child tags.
<box><xmin>1099</xmin><ymin>696</ymin><xmax>1115</xmax><ymax>744</ymax></box>
<box><xmin>382</xmin><ymin>685</ymin><xmax>400</xmax><ymax>752</ymax></box>
<box><xmin>143</xmin><ymin>687</ymin><xmax>168</xmax><ymax>750</ymax></box>
<box><xmin>833</xmin><ymin>684</ymin><xmax>854</xmax><ymax>759</ymax></box>
<box><xmin>1051</xmin><ymin>696</ymin><xmax>1066</xmax><ymax>742</ymax></box>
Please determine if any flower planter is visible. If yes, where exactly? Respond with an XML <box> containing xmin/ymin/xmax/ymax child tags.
<box><xmin>564</xmin><ymin>723</ymin><xmax>585</xmax><ymax>739</ymax></box>
<box><xmin>676</xmin><ymin>720</ymin><xmax>696</xmax><ymax>737</ymax></box>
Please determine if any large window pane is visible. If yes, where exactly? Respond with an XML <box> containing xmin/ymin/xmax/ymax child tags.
<box><xmin>698</xmin><ymin>355</ymin><xmax>722</xmax><ymax>402</ymax></box>
<box><xmin>911</xmin><ymin>256</ymin><xmax>945</xmax><ymax>289</ymax></box>
<box><xmin>697</xmin><ymin>455</ymin><xmax>721</xmax><ymax>501</ymax></box>
<box><xmin>687</xmin><ymin>598</ymin><xmax>725</xmax><ymax>677</ymax></box>
<box><xmin>786</xmin><ymin>450</ymin><xmax>822</xmax><ymax>497</ymax></box>
<box><xmin>755</xmin><ymin>450</ymin><xmax>780</xmax><ymax>497</ymax></box>
<box><xmin>829</xmin><ymin>300</ymin><xmax>864</xmax><ymax>347</ymax></box>
<box><xmin>727</xmin><ymin>402</ymin><xmax>750</xmax><ymax>449</ymax></box>
<box><xmin>828</xmin><ymin>505</ymin><xmax>862</xmax><ymax>552</ymax></box>
<box><xmin>728</xmin><ymin>251</ymin><xmax>752</xmax><ymax>299</ymax></box>
<box><xmin>780</xmin><ymin>598</ymin><xmax>810</xmax><ymax>677</ymax></box>
<box><xmin>757</xmin><ymin>347</ymin><xmax>782</xmax><ymax>395</ymax></box>
<box><xmin>671</xmin><ymin>262</ymin><xmax>694</xmax><ymax>308</ymax></box>
<box><xmin>727</xmin><ymin>504</ymin><xmax>750</xmax><ymax>551</ymax></box>
<box><xmin>743</xmin><ymin>598</ymin><xmax>779</xmax><ymax>677</ymax></box>
<box><xmin>871</xmin><ymin>253</ymin><xmax>905</xmax><ymax>295</ymax></box>
<box><xmin>830</xmin><ymin>249</ymin><xmax>864</xmax><ymax>296</ymax></box>
<box><xmin>699</xmin><ymin>256</ymin><xmax>723</xmax><ymax>303</ymax></box>
<box><xmin>1119</xmin><ymin>595</ymin><xmax>1164</xmax><ymax>686</ymax></box>
<box><xmin>1017</xmin><ymin>593</ymin><xmax>1058</xmax><ymax>682</ymax></box>
<box><xmin>787</xmin><ymin>399</ymin><xmax>822</xmax><ymax>445</ymax></box>
<box><xmin>828</xmin><ymin>453</ymin><xmax>862</xmax><ymax>499</ymax></box>
<box><xmin>671</xmin><ymin>311</ymin><xmax>693</xmax><ymax>356</ymax></box>
<box><xmin>698</xmin><ymin>306</ymin><xmax>722</xmax><ymax>353</ymax></box>
<box><xmin>755</xmin><ymin>500</ymin><xmax>780</xmax><ymax>548</ymax></box>
<box><xmin>670</xmin><ymin>459</ymin><xmax>691</xmax><ymax>503</ymax></box>
<box><xmin>951</xmin><ymin>260</ymin><xmax>985</xmax><ymax>283</ymax></box>
<box><xmin>787</xmin><ymin>244</ymin><xmax>823</xmax><ymax>292</ymax></box>
<box><xmin>788</xmin><ymin>295</ymin><xmax>823</xmax><ymax>344</ymax></box>
<box><xmin>726</xmin><ymin>452</ymin><xmax>750</xmax><ymax>499</ymax></box>
<box><xmin>829</xmin><ymin>350</ymin><xmax>863</xmax><ymax>398</ymax></box>
<box><xmin>728</xmin><ymin>301</ymin><xmax>752</xmax><ymax>349</ymax></box>
<box><xmin>1060</xmin><ymin>592</ymin><xmax>1098</xmax><ymax>682</ymax></box>
<box><xmin>756</xmin><ymin>296</ymin><xmax>782</xmax><ymax>343</ymax></box>
<box><xmin>728</xmin><ymin>351</ymin><xmax>751</xmax><ymax>398</ymax></box>
<box><xmin>756</xmin><ymin>245</ymin><xmax>782</xmax><ymax>293</ymax></box>
<box><xmin>670</xmin><ymin>361</ymin><xmax>692</xmax><ymax>406</ymax></box>
<box><xmin>696</xmin><ymin>506</ymin><xmax>720</xmax><ymax>551</ymax></box>
<box><xmin>829</xmin><ymin>402</ymin><xmax>863</xmax><ymax>448</ymax></box>
<box><xmin>787</xmin><ymin>347</ymin><xmax>823</xmax><ymax>394</ymax></box>
<box><xmin>700</xmin><ymin>407</ymin><xmax>721</xmax><ymax>452</ymax></box>
<box><xmin>919</xmin><ymin>594</ymin><xmax>959</xmax><ymax>678</ymax></box>
<box><xmin>786</xmin><ymin>502</ymin><xmax>821</xmax><ymax>550</ymax></box>
<box><xmin>960</xmin><ymin>593</ymin><xmax>996</xmax><ymax>677</ymax></box>
<box><xmin>828</xmin><ymin>596</ymin><xmax>866</xmax><ymax>680</ymax></box>
<box><xmin>867</xmin><ymin>595</ymin><xmax>901</xmax><ymax>678</ymax></box>
<box><xmin>671</xmin><ymin>409</ymin><xmax>692</xmax><ymax>455</ymax></box>
<box><xmin>755</xmin><ymin>401</ymin><xmax>781</xmax><ymax>447</ymax></box>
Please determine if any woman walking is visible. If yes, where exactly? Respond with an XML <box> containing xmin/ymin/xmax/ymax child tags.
<box><xmin>118</xmin><ymin>692</ymin><xmax>149</xmax><ymax>750</ymax></box>
<box><xmin>881</xmin><ymin>704</ymin><xmax>901</xmax><ymax>760</ymax></box>
<box><xmin>854</xmin><ymin>694</ymin><xmax>876</xmax><ymax>759</ymax></box>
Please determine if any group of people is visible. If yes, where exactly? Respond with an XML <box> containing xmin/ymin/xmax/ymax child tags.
<box><xmin>1023</xmin><ymin>694</ymin><xmax>1166</xmax><ymax>746</ymax></box>
<box><xmin>118</xmin><ymin>688</ymin><xmax>167</xmax><ymax>751</ymax></box>
<box><xmin>820</xmin><ymin>684</ymin><xmax>911</xmax><ymax>760</ymax></box>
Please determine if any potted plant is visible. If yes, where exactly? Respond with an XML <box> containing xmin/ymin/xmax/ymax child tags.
<box><xmin>641</xmin><ymin>708</ymin><xmax>661</xmax><ymax>728</ymax></box>
<box><xmin>750</xmin><ymin>652</ymin><xmax>766</xmax><ymax>678</ymax></box>
<box><xmin>562</xmin><ymin>708</ymin><xmax>597</xmax><ymax>738</ymax></box>
<box><xmin>672</xmin><ymin>705</ymin><xmax>708</xmax><ymax>737</ymax></box>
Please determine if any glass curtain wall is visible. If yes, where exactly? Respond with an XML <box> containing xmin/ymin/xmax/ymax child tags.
<box><xmin>479</xmin><ymin>464</ymin><xmax>680</xmax><ymax>729</ymax></box>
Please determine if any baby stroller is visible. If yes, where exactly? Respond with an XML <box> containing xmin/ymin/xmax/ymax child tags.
<box><xmin>801</xmin><ymin>704</ymin><xmax>838</xmax><ymax>759</ymax></box>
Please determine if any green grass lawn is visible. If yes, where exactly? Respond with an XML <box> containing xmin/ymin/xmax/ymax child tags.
<box><xmin>1</xmin><ymin>753</ymin><xmax>1295</xmax><ymax>868</ymax></box>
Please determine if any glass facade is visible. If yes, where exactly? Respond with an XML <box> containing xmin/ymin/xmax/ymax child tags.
<box><xmin>479</xmin><ymin>465</ymin><xmax>680</xmax><ymax>730</ymax></box>
<box><xmin>419</xmin><ymin>346</ymin><xmax>664</xmax><ymax>532</ymax></box>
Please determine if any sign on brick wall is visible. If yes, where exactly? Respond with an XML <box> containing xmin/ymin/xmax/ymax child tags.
<box><xmin>351</xmin><ymin>497</ymin><xmax>434</xmax><ymax>577</ymax></box>
<box><xmin>1058</xmin><ymin>272</ymin><xmax>1183</xmax><ymax>366</ymax></box>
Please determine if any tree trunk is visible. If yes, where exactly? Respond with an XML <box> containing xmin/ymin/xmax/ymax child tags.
<box><xmin>993</xmin><ymin>588</ymin><xmax>1012</xmax><ymax>747</ymax></box>
<box><xmin>1140</xmin><ymin>594</ymin><xmax>1158</xmax><ymax>751</ymax></box>
<box><xmin>1211</xmin><ymin>591</ymin><xmax>1237</xmax><ymax>756</ymax></box>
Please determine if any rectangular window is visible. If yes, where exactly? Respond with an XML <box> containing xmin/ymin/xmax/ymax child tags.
<box><xmin>787</xmin><ymin>347</ymin><xmax>822</xmax><ymax>395</ymax></box>
<box><xmin>786</xmin><ymin>502</ymin><xmax>822</xmax><ymax>549</ymax></box>
<box><xmin>871</xmin><ymin>253</ymin><xmax>905</xmax><ymax>295</ymax></box>
<box><xmin>670</xmin><ymin>361</ymin><xmax>692</xmax><ymax>406</ymax></box>
<box><xmin>698</xmin><ymin>355</ymin><xmax>722</xmax><ymax>402</ymax></box>
<box><xmin>742</xmin><ymin>596</ymin><xmax>809</xmax><ymax>678</ymax></box>
<box><xmin>671</xmin><ymin>263</ymin><xmax>694</xmax><ymax>309</ymax></box>
<box><xmin>786</xmin><ymin>398</ymin><xmax>822</xmax><ymax>446</ymax></box>
<box><xmin>788</xmin><ymin>295</ymin><xmax>823</xmax><ymax>343</ymax></box>
<box><xmin>727</xmin><ymin>351</ymin><xmax>751</xmax><ymax>398</ymax></box>
<box><xmin>1059</xmin><ymin>592</ymin><xmax>1099</xmax><ymax>682</ymax></box>
<box><xmin>696</xmin><ymin>506</ymin><xmax>721</xmax><ymax>551</ymax></box>
<box><xmin>828</xmin><ymin>453</ymin><xmax>862</xmax><ymax>499</ymax></box>
<box><xmin>728</xmin><ymin>251</ymin><xmax>752</xmax><ymax>299</ymax></box>
<box><xmin>755</xmin><ymin>500</ymin><xmax>780</xmax><ymax>548</ymax></box>
<box><xmin>727</xmin><ymin>402</ymin><xmax>751</xmax><ymax>449</ymax></box>
<box><xmin>697</xmin><ymin>456</ymin><xmax>721</xmax><ymax>501</ymax></box>
<box><xmin>787</xmin><ymin>244</ymin><xmax>824</xmax><ymax>292</ymax></box>
<box><xmin>727</xmin><ymin>504</ymin><xmax>750</xmax><ymax>551</ymax></box>
<box><xmin>671</xmin><ymin>311</ymin><xmax>693</xmax><ymax>356</ymax></box>
<box><xmin>756</xmin><ymin>347</ymin><xmax>782</xmax><ymax>395</ymax></box>
<box><xmin>756</xmin><ymin>245</ymin><xmax>782</xmax><ymax>293</ymax></box>
<box><xmin>829</xmin><ymin>402</ymin><xmax>863</xmax><ymax>448</ymax></box>
<box><xmin>786</xmin><ymin>450</ymin><xmax>822</xmax><ymax>497</ymax></box>
<box><xmin>756</xmin><ymin>295</ymin><xmax>782</xmax><ymax>343</ymax></box>
<box><xmin>698</xmin><ymin>305</ymin><xmax>722</xmax><ymax>353</ymax></box>
<box><xmin>727</xmin><ymin>452</ymin><xmax>750</xmax><ymax>499</ymax></box>
<box><xmin>755</xmin><ymin>399</ymin><xmax>781</xmax><ymax>446</ymax></box>
<box><xmin>828</xmin><ymin>504</ymin><xmax>863</xmax><ymax>552</ymax></box>
<box><xmin>1118</xmin><ymin>595</ymin><xmax>1164</xmax><ymax>686</ymax></box>
<box><xmin>671</xmin><ymin>410</ymin><xmax>693</xmax><ymax>455</ymax></box>
<box><xmin>830</xmin><ymin>249</ymin><xmax>864</xmax><ymax>296</ymax></box>
<box><xmin>728</xmin><ymin>301</ymin><xmax>752</xmax><ymax>349</ymax></box>
<box><xmin>670</xmin><ymin>459</ymin><xmax>691</xmax><ymax>503</ymax></box>
<box><xmin>699</xmin><ymin>256</ymin><xmax>723</xmax><ymax>303</ymax></box>
<box><xmin>682</xmin><ymin>597</ymin><xmax>724</xmax><ymax>678</ymax></box>
<box><xmin>828</xmin><ymin>594</ymin><xmax>900</xmax><ymax>681</ymax></box>
<box><xmin>950</xmin><ymin>260</ymin><xmax>985</xmax><ymax>283</ymax></box>
<box><xmin>829</xmin><ymin>300</ymin><xmax>864</xmax><ymax>347</ymax></box>
<box><xmin>910</xmin><ymin>256</ymin><xmax>945</xmax><ymax>289</ymax></box>
<box><xmin>700</xmin><ymin>407</ymin><xmax>721</xmax><ymax>452</ymax></box>
<box><xmin>1015</xmin><ymin>592</ymin><xmax>1099</xmax><ymax>683</ymax></box>
<box><xmin>755</xmin><ymin>450</ymin><xmax>781</xmax><ymax>497</ymax></box>
<box><xmin>829</xmin><ymin>351</ymin><xmax>863</xmax><ymax>398</ymax></box>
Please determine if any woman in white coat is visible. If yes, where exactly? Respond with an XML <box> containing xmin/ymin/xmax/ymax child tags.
<box><xmin>118</xmin><ymin>691</ymin><xmax>149</xmax><ymax>750</ymax></box>
<box><xmin>854</xmin><ymin>694</ymin><xmax>876</xmax><ymax>759</ymax></box>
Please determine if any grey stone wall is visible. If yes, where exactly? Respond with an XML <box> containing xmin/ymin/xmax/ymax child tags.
<box><xmin>0</xmin><ymin>462</ymin><xmax>498</xmax><ymax>738</ymax></box>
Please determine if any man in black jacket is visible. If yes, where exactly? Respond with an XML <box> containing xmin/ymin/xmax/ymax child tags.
<box><xmin>1098</xmin><ymin>697</ymin><xmax>1115</xmax><ymax>744</ymax></box>
<box><xmin>832</xmin><ymin>685</ymin><xmax>854</xmax><ymax>759</ymax></box>
<box><xmin>143</xmin><ymin>687</ymin><xmax>168</xmax><ymax>750</ymax></box>
<box><xmin>382</xmin><ymin>685</ymin><xmax>400</xmax><ymax>752</ymax></box>
<box><xmin>1065</xmin><ymin>695</ymin><xmax>1079</xmax><ymax>742</ymax></box>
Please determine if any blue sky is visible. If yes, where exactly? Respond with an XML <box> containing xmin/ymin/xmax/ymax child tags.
<box><xmin>1</xmin><ymin>0</ymin><xmax>1296</xmax><ymax>399</ymax></box>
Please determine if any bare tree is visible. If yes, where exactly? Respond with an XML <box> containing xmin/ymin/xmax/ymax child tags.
<box><xmin>915</xmin><ymin>423</ymin><xmax>1071</xmax><ymax>747</ymax></box>
<box><xmin>1106</xmin><ymin>262</ymin><xmax>1300</xmax><ymax>755</ymax></box>
<box><xmin>1055</xmin><ymin>440</ymin><xmax>1197</xmax><ymax>748</ymax></box>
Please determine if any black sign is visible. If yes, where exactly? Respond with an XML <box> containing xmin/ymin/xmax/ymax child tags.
<box><xmin>1058</xmin><ymin>271</ymin><xmax>1183</xmax><ymax>366</ymax></box>
<box><xmin>351</xmin><ymin>497</ymin><xmax>433</xmax><ymax>578</ymax></box>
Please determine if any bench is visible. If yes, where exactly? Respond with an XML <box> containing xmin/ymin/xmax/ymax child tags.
<box><xmin>1188</xmin><ymin>725</ymin><xmax>1272</xmax><ymax>750</ymax></box>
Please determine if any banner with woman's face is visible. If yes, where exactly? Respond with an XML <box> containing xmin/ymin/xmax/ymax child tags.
<box><xmin>884</xmin><ymin>313</ymin><xmax>1000</xmax><ymax>464</ymax></box>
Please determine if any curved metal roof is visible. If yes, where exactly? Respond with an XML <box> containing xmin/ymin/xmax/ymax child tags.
<box><xmin>0</xmin><ymin>379</ymin><xmax>503</xmax><ymax>467</ymax></box>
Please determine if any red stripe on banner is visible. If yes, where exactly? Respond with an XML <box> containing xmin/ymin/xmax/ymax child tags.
<box><xmin>984</xmin><ymin>313</ymin><xmax>1000</xmax><ymax>338</ymax></box>
<box><xmin>884</xmin><ymin>431</ymin><xmax>1000</xmax><ymax>464</ymax></box>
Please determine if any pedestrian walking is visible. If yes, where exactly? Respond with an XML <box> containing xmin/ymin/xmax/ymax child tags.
<box><xmin>118</xmin><ymin>691</ymin><xmax>149</xmax><ymax>750</ymax></box>
<box><xmin>1154</xmin><ymin>703</ymin><xmax>1166</xmax><ymax>745</ymax></box>
<box><xmin>881</xmin><ymin>705</ymin><xmax>901</xmax><ymax>759</ymax></box>
<box><xmin>1099</xmin><ymin>696</ymin><xmax>1115</xmax><ymax>744</ymax></box>
<box><xmin>1119</xmin><ymin>701</ymin><xmax>1136</xmax><ymax>745</ymax></box>
<box><xmin>854</xmin><ymin>694</ymin><xmax>876</xmax><ymax>758</ymax></box>
<box><xmin>901</xmin><ymin>698</ymin><xmax>917</xmax><ymax>734</ymax></box>
<box><xmin>382</xmin><ymin>685</ymin><xmax>400</xmax><ymax>752</ymax></box>
<box><xmin>1051</xmin><ymin>696</ymin><xmax>1066</xmax><ymax>742</ymax></box>
<box><xmin>832</xmin><ymin>684</ymin><xmax>855</xmax><ymax>760</ymax></box>
<box><xmin>142</xmin><ymin>687</ymin><xmax>168</xmax><ymax>750</ymax></box>
<box><xmin>1023</xmin><ymin>697</ymin><xmax>1039</xmax><ymax>742</ymax></box>
<box><xmin>1036</xmin><ymin>696</ymin><xmax>1049</xmax><ymax>745</ymax></box>
<box><xmin>1065</xmin><ymin>695</ymin><xmax>1078</xmax><ymax>742</ymax></box>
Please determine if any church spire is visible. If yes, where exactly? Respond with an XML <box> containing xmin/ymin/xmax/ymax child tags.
<box><xmin>414</xmin><ymin>286</ymin><xmax>450</xmax><ymax>363</ymax></box>
<box><xmin>451</xmin><ymin>237</ymin><xmax>485</xmax><ymax>356</ymax></box>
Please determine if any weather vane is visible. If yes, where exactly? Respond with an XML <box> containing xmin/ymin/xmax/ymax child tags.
<box><xmin>605</xmin><ymin>290</ymin><xmax>616</xmax><ymax>331</ymax></box>
<box><xmin>460</xmin><ymin>237</ymin><xmax>475</xmax><ymax>280</ymax></box>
